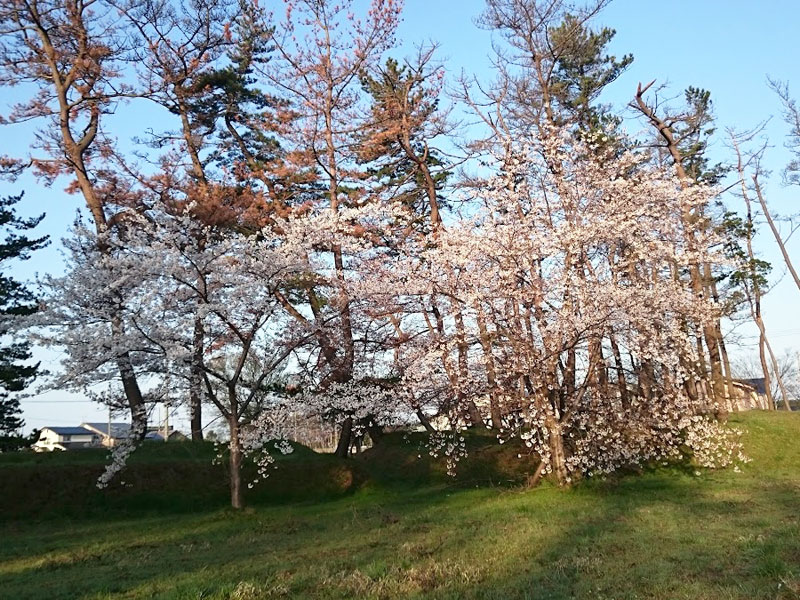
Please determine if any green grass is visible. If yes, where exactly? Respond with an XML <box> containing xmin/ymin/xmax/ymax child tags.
<box><xmin>1</xmin><ymin>411</ymin><xmax>799</xmax><ymax>599</ymax></box>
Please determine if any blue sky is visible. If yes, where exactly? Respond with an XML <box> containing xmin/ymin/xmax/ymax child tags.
<box><xmin>3</xmin><ymin>0</ymin><xmax>799</xmax><ymax>433</ymax></box>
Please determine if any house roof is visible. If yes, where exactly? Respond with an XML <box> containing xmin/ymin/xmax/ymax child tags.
<box><xmin>42</xmin><ymin>427</ymin><xmax>94</xmax><ymax>436</ymax></box>
<box><xmin>81</xmin><ymin>422</ymin><xmax>132</xmax><ymax>438</ymax></box>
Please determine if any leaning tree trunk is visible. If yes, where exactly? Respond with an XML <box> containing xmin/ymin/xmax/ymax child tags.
<box><xmin>756</xmin><ymin>323</ymin><xmax>776</xmax><ymax>410</ymax></box>
<box><xmin>112</xmin><ymin>316</ymin><xmax>148</xmax><ymax>443</ymax></box>
<box><xmin>765</xmin><ymin>335</ymin><xmax>792</xmax><ymax>411</ymax></box>
<box><xmin>415</xmin><ymin>408</ymin><xmax>436</xmax><ymax>433</ymax></box>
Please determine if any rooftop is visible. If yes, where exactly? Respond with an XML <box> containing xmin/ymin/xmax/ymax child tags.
<box><xmin>42</xmin><ymin>426</ymin><xmax>94</xmax><ymax>436</ymax></box>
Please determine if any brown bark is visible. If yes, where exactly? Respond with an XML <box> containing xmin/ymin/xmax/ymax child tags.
<box><xmin>476</xmin><ymin>304</ymin><xmax>503</xmax><ymax>428</ymax></box>
<box><xmin>334</xmin><ymin>417</ymin><xmax>353</xmax><ymax>458</ymax></box>
<box><xmin>190</xmin><ymin>314</ymin><xmax>205</xmax><ymax>441</ymax></box>
<box><xmin>757</xmin><ymin>324</ymin><xmax>776</xmax><ymax>410</ymax></box>
<box><xmin>16</xmin><ymin>2</ymin><xmax>149</xmax><ymax>444</ymax></box>
<box><xmin>228</xmin><ymin>414</ymin><xmax>243</xmax><ymax>510</ymax></box>
<box><xmin>415</xmin><ymin>408</ymin><xmax>436</xmax><ymax>433</ymax></box>
<box><xmin>608</xmin><ymin>334</ymin><xmax>630</xmax><ymax>408</ymax></box>
<box><xmin>546</xmin><ymin>414</ymin><xmax>568</xmax><ymax>485</ymax></box>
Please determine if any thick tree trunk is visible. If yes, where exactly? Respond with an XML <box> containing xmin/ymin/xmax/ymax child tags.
<box><xmin>366</xmin><ymin>420</ymin><xmax>384</xmax><ymax>445</ymax></box>
<box><xmin>589</xmin><ymin>338</ymin><xmax>608</xmax><ymax>396</ymax></box>
<box><xmin>546</xmin><ymin>415</ymin><xmax>568</xmax><ymax>485</ymax></box>
<box><xmin>638</xmin><ymin>359</ymin><xmax>656</xmax><ymax>401</ymax></box>
<box><xmin>466</xmin><ymin>400</ymin><xmax>483</xmax><ymax>428</ymax></box>
<box><xmin>717</xmin><ymin>324</ymin><xmax>734</xmax><ymax>416</ymax></box>
<box><xmin>706</xmin><ymin>268</ymin><xmax>733</xmax><ymax>416</ymax></box>
<box><xmin>334</xmin><ymin>417</ymin><xmax>353</xmax><ymax>458</ymax></box>
<box><xmin>111</xmin><ymin>316</ymin><xmax>148</xmax><ymax>442</ymax></box>
<box><xmin>190</xmin><ymin>403</ymin><xmax>203</xmax><ymax>441</ymax></box>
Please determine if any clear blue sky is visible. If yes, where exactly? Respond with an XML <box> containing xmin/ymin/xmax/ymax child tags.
<box><xmin>3</xmin><ymin>0</ymin><xmax>799</xmax><ymax>434</ymax></box>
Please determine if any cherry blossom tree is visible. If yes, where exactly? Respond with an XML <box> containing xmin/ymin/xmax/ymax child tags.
<box><xmin>356</xmin><ymin>127</ymin><xmax>742</xmax><ymax>484</ymax></box>
<box><xmin>0</xmin><ymin>0</ymin><xmax>150</xmax><ymax>438</ymax></box>
<box><xmin>258</xmin><ymin>0</ymin><xmax>404</xmax><ymax>456</ymax></box>
<box><xmin>4</xmin><ymin>0</ymin><xmax>751</xmax><ymax>495</ymax></box>
<box><xmin>31</xmin><ymin>207</ymin><xmax>321</xmax><ymax>507</ymax></box>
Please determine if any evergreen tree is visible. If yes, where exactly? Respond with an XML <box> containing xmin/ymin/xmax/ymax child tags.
<box><xmin>359</xmin><ymin>54</ymin><xmax>452</xmax><ymax>234</ymax></box>
<box><xmin>548</xmin><ymin>14</ymin><xmax>632</xmax><ymax>133</ymax></box>
<box><xmin>0</xmin><ymin>192</ymin><xmax>48</xmax><ymax>434</ymax></box>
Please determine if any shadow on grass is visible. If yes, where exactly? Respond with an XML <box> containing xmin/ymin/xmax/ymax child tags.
<box><xmin>2</xmin><ymin>412</ymin><xmax>800</xmax><ymax>599</ymax></box>
<box><xmin>5</xmin><ymin>472</ymin><xmax>797</xmax><ymax>600</ymax></box>
<box><xmin>440</xmin><ymin>474</ymin><xmax>800</xmax><ymax>600</ymax></box>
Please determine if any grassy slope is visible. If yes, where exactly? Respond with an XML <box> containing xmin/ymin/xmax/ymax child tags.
<box><xmin>0</xmin><ymin>411</ymin><xmax>798</xmax><ymax>600</ymax></box>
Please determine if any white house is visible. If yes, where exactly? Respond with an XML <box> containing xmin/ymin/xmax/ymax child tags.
<box><xmin>33</xmin><ymin>421</ymin><xmax>186</xmax><ymax>451</ymax></box>
<box><xmin>32</xmin><ymin>427</ymin><xmax>99</xmax><ymax>452</ymax></box>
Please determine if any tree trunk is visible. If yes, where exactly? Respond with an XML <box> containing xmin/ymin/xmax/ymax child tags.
<box><xmin>546</xmin><ymin>415</ymin><xmax>568</xmax><ymax>485</ymax></box>
<box><xmin>228</xmin><ymin>416</ymin><xmax>243</xmax><ymax>509</ymax></box>
<box><xmin>454</xmin><ymin>310</ymin><xmax>483</xmax><ymax>427</ymax></box>
<box><xmin>190</xmin><ymin>314</ymin><xmax>204</xmax><ymax>441</ymax></box>
<box><xmin>609</xmin><ymin>334</ymin><xmax>630</xmax><ymax>408</ymax></box>
<box><xmin>366</xmin><ymin>420</ymin><xmax>384</xmax><ymax>445</ymax></box>
<box><xmin>466</xmin><ymin>400</ymin><xmax>483</xmax><ymax>428</ymax></box>
<box><xmin>476</xmin><ymin>304</ymin><xmax>502</xmax><ymax>428</ymax></box>
<box><xmin>752</xmin><ymin>174</ymin><xmax>800</xmax><ymax>293</ymax></box>
<box><xmin>415</xmin><ymin>408</ymin><xmax>436</xmax><ymax>433</ymax></box>
<box><xmin>112</xmin><ymin>316</ymin><xmax>148</xmax><ymax>443</ymax></box>
<box><xmin>334</xmin><ymin>417</ymin><xmax>353</xmax><ymax>458</ymax></box>
<box><xmin>765</xmin><ymin>335</ymin><xmax>792</xmax><ymax>411</ymax></box>
<box><xmin>756</xmin><ymin>322</ymin><xmax>776</xmax><ymax>410</ymax></box>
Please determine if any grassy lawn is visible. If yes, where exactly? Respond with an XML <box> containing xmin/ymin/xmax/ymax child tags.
<box><xmin>1</xmin><ymin>411</ymin><xmax>799</xmax><ymax>599</ymax></box>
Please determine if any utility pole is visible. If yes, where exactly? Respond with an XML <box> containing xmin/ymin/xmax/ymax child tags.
<box><xmin>162</xmin><ymin>403</ymin><xmax>169</xmax><ymax>443</ymax></box>
<box><xmin>163</xmin><ymin>367</ymin><xmax>171</xmax><ymax>442</ymax></box>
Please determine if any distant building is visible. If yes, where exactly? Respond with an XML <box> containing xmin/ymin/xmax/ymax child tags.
<box><xmin>31</xmin><ymin>427</ymin><xmax>98</xmax><ymax>452</ymax></box>
<box><xmin>81</xmin><ymin>422</ymin><xmax>132</xmax><ymax>448</ymax></box>
<box><xmin>730</xmin><ymin>378</ymin><xmax>770</xmax><ymax>411</ymax></box>
<box><xmin>145</xmin><ymin>428</ymin><xmax>187</xmax><ymax>442</ymax></box>
<box><xmin>32</xmin><ymin>422</ymin><xmax>186</xmax><ymax>451</ymax></box>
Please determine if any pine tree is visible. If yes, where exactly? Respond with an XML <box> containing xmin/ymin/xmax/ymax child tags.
<box><xmin>0</xmin><ymin>192</ymin><xmax>48</xmax><ymax>434</ymax></box>
<box><xmin>359</xmin><ymin>54</ymin><xmax>452</xmax><ymax>233</ymax></box>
